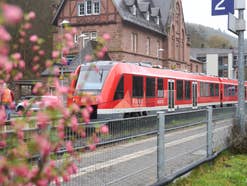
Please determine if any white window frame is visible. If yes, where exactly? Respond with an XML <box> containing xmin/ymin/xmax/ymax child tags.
<box><xmin>146</xmin><ymin>37</ymin><xmax>150</xmax><ymax>55</ymax></box>
<box><xmin>78</xmin><ymin>32</ymin><xmax>97</xmax><ymax>47</ymax></box>
<box><xmin>146</xmin><ymin>12</ymin><xmax>150</xmax><ymax>21</ymax></box>
<box><xmin>131</xmin><ymin>33</ymin><xmax>137</xmax><ymax>53</ymax></box>
<box><xmin>78</xmin><ymin>2</ymin><xmax>85</xmax><ymax>16</ymax></box>
<box><xmin>77</xmin><ymin>0</ymin><xmax>100</xmax><ymax>16</ymax></box>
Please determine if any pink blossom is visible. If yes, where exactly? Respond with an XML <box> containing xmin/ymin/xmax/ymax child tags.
<box><xmin>13</xmin><ymin>165</ymin><xmax>29</xmax><ymax>177</ymax></box>
<box><xmin>19</xmin><ymin>60</ymin><xmax>25</xmax><ymax>69</ymax></box>
<box><xmin>101</xmin><ymin>47</ymin><xmax>108</xmax><ymax>53</ymax></box>
<box><xmin>14</xmin><ymin>72</ymin><xmax>23</xmax><ymax>81</ymax></box>
<box><xmin>100</xmin><ymin>125</ymin><xmax>109</xmax><ymax>134</ymax></box>
<box><xmin>29</xmin><ymin>35</ymin><xmax>38</xmax><ymax>42</ymax></box>
<box><xmin>81</xmin><ymin>109</ymin><xmax>90</xmax><ymax>123</ymax></box>
<box><xmin>33</xmin><ymin>56</ymin><xmax>40</xmax><ymax>62</ymax></box>
<box><xmin>89</xmin><ymin>144</ymin><xmax>96</xmax><ymax>151</ymax></box>
<box><xmin>45</xmin><ymin>60</ymin><xmax>52</xmax><ymax>68</ymax></box>
<box><xmin>0</xmin><ymin>140</ymin><xmax>6</xmax><ymax>148</ymax></box>
<box><xmin>5</xmin><ymin>62</ymin><xmax>13</xmax><ymax>73</ymax></box>
<box><xmin>58</xmin><ymin>130</ymin><xmax>64</xmax><ymax>139</ymax></box>
<box><xmin>2</xmin><ymin>3</ymin><xmax>23</xmax><ymax>25</ymax></box>
<box><xmin>32</xmin><ymin>45</ymin><xmax>40</xmax><ymax>51</ymax></box>
<box><xmin>64</xmin><ymin>33</ymin><xmax>73</xmax><ymax>42</ymax></box>
<box><xmin>35</xmin><ymin>135</ymin><xmax>51</xmax><ymax>157</ymax></box>
<box><xmin>23</xmin><ymin>22</ymin><xmax>32</xmax><ymax>30</ymax></box>
<box><xmin>27</xmin><ymin>11</ymin><xmax>36</xmax><ymax>20</ymax></box>
<box><xmin>32</xmin><ymin>64</ymin><xmax>39</xmax><ymax>72</ymax></box>
<box><xmin>81</xmin><ymin>131</ymin><xmax>86</xmax><ymax>138</ymax></box>
<box><xmin>70</xmin><ymin>115</ymin><xmax>78</xmax><ymax>132</ymax></box>
<box><xmin>93</xmin><ymin>136</ymin><xmax>100</xmax><ymax>143</ymax></box>
<box><xmin>66</xmin><ymin>41</ymin><xmax>74</xmax><ymax>48</ymax></box>
<box><xmin>0</xmin><ymin>55</ymin><xmax>9</xmax><ymax>68</ymax></box>
<box><xmin>12</xmin><ymin>52</ymin><xmax>21</xmax><ymax>60</ymax></box>
<box><xmin>66</xmin><ymin>141</ymin><xmax>73</xmax><ymax>154</ymax></box>
<box><xmin>84</xmin><ymin>54</ymin><xmax>92</xmax><ymax>62</ymax></box>
<box><xmin>62</xmin><ymin>109</ymin><xmax>70</xmax><ymax>118</ymax></box>
<box><xmin>71</xmin><ymin>27</ymin><xmax>77</xmax><ymax>34</ymax></box>
<box><xmin>53</xmin><ymin>67</ymin><xmax>60</xmax><ymax>76</ymax></box>
<box><xmin>37</xmin><ymin>179</ymin><xmax>48</xmax><ymax>186</ymax></box>
<box><xmin>19</xmin><ymin>38</ymin><xmax>25</xmax><ymax>44</ymax></box>
<box><xmin>0</xmin><ymin>26</ymin><xmax>11</xmax><ymax>41</ymax></box>
<box><xmin>62</xmin><ymin>47</ymin><xmax>69</xmax><ymax>55</ymax></box>
<box><xmin>52</xmin><ymin>51</ymin><xmax>60</xmax><ymax>59</ymax></box>
<box><xmin>32</xmin><ymin>82</ymin><xmax>43</xmax><ymax>94</ymax></box>
<box><xmin>0</xmin><ymin>45</ymin><xmax>9</xmax><ymax>55</ymax></box>
<box><xmin>38</xmin><ymin>50</ymin><xmax>45</xmax><ymax>56</ymax></box>
<box><xmin>27</xmin><ymin>167</ymin><xmax>38</xmax><ymax>179</ymax></box>
<box><xmin>61</xmin><ymin>56</ymin><xmax>67</xmax><ymax>65</ymax></box>
<box><xmin>37</xmin><ymin>112</ymin><xmax>50</xmax><ymax>129</ymax></box>
<box><xmin>20</xmin><ymin>31</ymin><xmax>26</xmax><ymax>37</ymax></box>
<box><xmin>17</xmin><ymin>130</ymin><xmax>24</xmax><ymax>140</ymax></box>
<box><xmin>103</xmin><ymin>33</ymin><xmax>111</xmax><ymax>41</ymax></box>
<box><xmin>63</xmin><ymin>174</ymin><xmax>70</xmax><ymax>182</ymax></box>
<box><xmin>97</xmin><ymin>51</ymin><xmax>105</xmax><ymax>59</ymax></box>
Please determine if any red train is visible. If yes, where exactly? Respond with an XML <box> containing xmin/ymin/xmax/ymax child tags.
<box><xmin>67</xmin><ymin>61</ymin><xmax>247</xmax><ymax>119</ymax></box>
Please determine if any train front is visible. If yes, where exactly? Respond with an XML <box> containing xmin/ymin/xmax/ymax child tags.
<box><xmin>67</xmin><ymin>61</ymin><xmax>115</xmax><ymax>119</ymax></box>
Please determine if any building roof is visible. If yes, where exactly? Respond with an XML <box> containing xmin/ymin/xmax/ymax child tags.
<box><xmin>190</xmin><ymin>48</ymin><xmax>236</xmax><ymax>59</ymax></box>
<box><xmin>52</xmin><ymin>0</ymin><xmax>174</xmax><ymax>36</ymax></box>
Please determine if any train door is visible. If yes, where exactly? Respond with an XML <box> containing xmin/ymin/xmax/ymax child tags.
<box><xmin>192</xmin><ymin>82</ymin><xmax>198</xmax><ymax>108</ymax></box>
<box><xmin>168</xmin><ymin>80</ymin><xmax>175</xmax><ymax>111</ymax></box>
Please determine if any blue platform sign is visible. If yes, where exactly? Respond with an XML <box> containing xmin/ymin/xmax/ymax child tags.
<box><xmin>212</xmin><ymin>0</ymin><xmax>234</xmax><ymax>16</ymax></box>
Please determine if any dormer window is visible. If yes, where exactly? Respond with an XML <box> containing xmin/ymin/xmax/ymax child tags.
<box><xmin>156</xmin><ymin>15</ymin><xmax>160</xmax><ymax>25</ymax></box>
<box><xmin>132</xmin><ymin>5</ymin><xmax>137</xmax><ymax>16</ymax></box>
<box><xmin>146</xmin><ymin>11</ymin><xmax>150</xmax><ymax>21</ymax></box>
<box><xmin>77</xmin><ymin>0</ymin><xmax>100</xmax><ymax>16</ymax></box>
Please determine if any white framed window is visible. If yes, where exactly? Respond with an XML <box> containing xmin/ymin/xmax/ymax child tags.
<box><xmin>146</xmin><ymin>12</ymin><xmax>150</xmax><ymax>21</ymax></box>
<box><xmin>156</xmin><ymin>15</ymin><xmax>160</xmax><ymax>25</ymax></box>
<box><xmin>131</xmin><ymin>33</ymin><xmax>137</xmax><ymax>52</ymax></box>
<box><xmin>132</xmin><ymin>5</ymin><xmax>137</xmax><ymax>16</ymax></box>
<box><xmin>146</xmin><ymin>37</ymin><xmax>150</xmax><ymax>55</ymax></box>
<box><xmin>77</xmin><ymin>32</ymin><xmax>97</xmax><ymax>47</ymax></box>
<box><xmin>77</xmin><ymin>0</ymin><xmax>100</xmax><ymax>16</ymax></box>
<box><xmin>78</xmin><ymin>3</ymin><xmax>85</xmax><ymax>16</ymax></box>
<box><xmin>94</xmin><ymin>1</ymin><xmax>100</xmax><ymax>14</ymax></box>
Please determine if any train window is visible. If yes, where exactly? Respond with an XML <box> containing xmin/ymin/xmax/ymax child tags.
<box><xmin>210</xmin><ymin>84</ymin><xmax>214</xmax><ymax>96</ymax></box>
<box><xmin>224</xmin><ymin>84</ymin><xmax>236</xmax><ymax>96</ymax></box>
<box><xmin>114</xmin><ymin>76</ymin><xmax>124</xmax><ymax>100</ymax></box>
<box><xmin>185</xmin><ymin>81</ymin><xmax>191</xmax><ymax>100</ymax></box>
<box><xmin>200</xmin><ymin>82</ymin><xmax>210</xmax><ymax>97</ymax></box>
<box><xmin>157</xmin><ymin>78</ymin><xmax>164</xmax><ymax>97</ymax></box>
<box><xmin>215</xmin><ymin>84</ymin><xmax>219</xmax><ymax>96</ymax></box>
<box><xmin>176</xmin><ymin>80</ymin><xmax>183</xmax><ymax>100</ymax></box>
<box><xmin>132</xmin><ymin>76</ymin><xmax>143</xmax><ymax>97</ymax></box>
<box><xmin>146</xmin><ymin>77</ymin><xmax>155</xmax><ymax>97</ymax></box>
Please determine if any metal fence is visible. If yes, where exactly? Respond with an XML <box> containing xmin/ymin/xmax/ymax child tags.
<box><xmin>59</xmin><ymin>106</ymin><xmax>235</xmax><ymax>186</ymax></box>
<box><xmin>0</xmin><ymin>106</ymin><xmax>237</xmax><ymax>185</ymax></box>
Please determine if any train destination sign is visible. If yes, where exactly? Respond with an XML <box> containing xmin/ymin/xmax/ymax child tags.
<box><xmin>212</xmin><ymin>0</ymin><xmax>234</xmax><ymax>16</ymax></box>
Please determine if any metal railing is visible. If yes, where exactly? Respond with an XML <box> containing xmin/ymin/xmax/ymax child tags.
<box><xmin>0</xmin><ymin>106</ymin><xmax>237</xmax><ymax>185</ymax></box>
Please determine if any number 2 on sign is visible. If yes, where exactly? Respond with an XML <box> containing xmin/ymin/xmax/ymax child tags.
<box><xmin>215</xmin><ymin>0</ymin><xmax>226</xmax><ymax>10</ymax></box>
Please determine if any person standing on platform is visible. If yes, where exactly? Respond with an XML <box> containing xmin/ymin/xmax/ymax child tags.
<box><xmin>0</xmin><ymin>83</ymin><xmax>14</xmax><ymax>121</ymax></box>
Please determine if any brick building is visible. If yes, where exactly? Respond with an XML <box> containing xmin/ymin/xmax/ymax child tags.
<box><xmin>51</xmin><ymin>0</ymin><xmax>203</xmax><ymax>72</ymax></box>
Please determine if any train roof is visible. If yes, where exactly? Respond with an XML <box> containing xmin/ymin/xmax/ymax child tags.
<box><xmin>80</xmin><ymin>61</ymin><xmax>240</xmax><ymax>84</ymax></box>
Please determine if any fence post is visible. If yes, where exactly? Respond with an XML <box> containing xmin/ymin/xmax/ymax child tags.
<box><xmin>157</xmin><ymin>111</ymin><xmax>165</xmax><ymax>181</ymax></box>
<box><xmin>207</xmin><ymin>106</ymin><xmax>213</xmax><ymax>157</ymax></box>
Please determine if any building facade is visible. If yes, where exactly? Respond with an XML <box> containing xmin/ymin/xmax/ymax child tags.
<box><xmin>52</xmin><ymin>0</ymin><xmax>203</xmax><ymax>73</ymax></box>
<box><xmin>190</xmin><ymin>48</ymin><xmax>247</xmax><ymax>79</ymax></box>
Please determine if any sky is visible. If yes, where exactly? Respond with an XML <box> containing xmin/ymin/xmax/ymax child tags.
<box><xmin>182</xmin><ymin>0</ymin><xmax>247</xmax><ymax>38</ymax></box>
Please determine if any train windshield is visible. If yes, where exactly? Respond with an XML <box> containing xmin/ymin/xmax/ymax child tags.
<box><xmin>75</xmin><ymin>66</ymin><xmax>110</xmax><ymax>92</ymax></box>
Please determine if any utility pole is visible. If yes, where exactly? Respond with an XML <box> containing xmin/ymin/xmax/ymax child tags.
<box><xmin>228</xmin><ymin>0</ymin><xmax>246</xmax><ymax>135</ymax></box>
<box><xmin>237</xmin><ymin>6</ymin><xmax>246</xmax><ymax>135</ymax></box>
